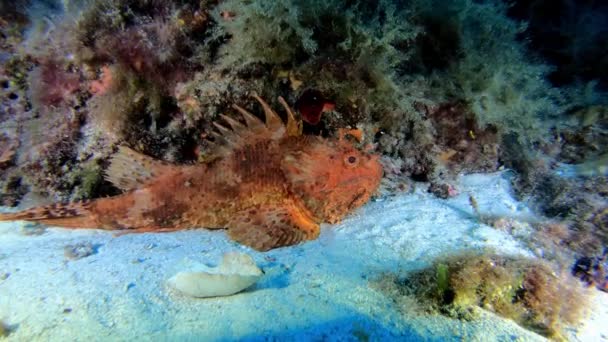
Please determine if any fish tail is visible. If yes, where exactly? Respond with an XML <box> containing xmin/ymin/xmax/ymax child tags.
<box><xmin>0</xmin><ymin>201</ymin><xmax>99</xmax><ymax>228</ymax></box>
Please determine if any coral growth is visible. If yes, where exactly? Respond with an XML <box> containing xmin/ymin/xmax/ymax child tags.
<box><xmin>28</xmin><ymin>57</ymin><xmax>81</xmax><ymax>108</ymax></box>
<box><xmin>427</xmin><ymin>102</ymin><xmax>500</xmax><ymax>174</ymax></box>
<box><xmin>73</xmin><ymin>0</ymin><xmax>211</xmax><ymax>87</ymax></box>
<box><xmin>572</xmin><ymin>250</ymin><xmax>608</xmax><ymax>291</ymax></box>
<box><xmin>214</xmin><ymin>0</ymin><xmax>421</xmax><ymax>118</ymax></box>
<box><xmin>0</xmin><ymin>133</ymin><xmax>19</xmax><ymax>169</ymax></box>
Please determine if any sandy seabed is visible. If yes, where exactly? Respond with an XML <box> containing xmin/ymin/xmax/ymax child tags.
<box><xmin>0</xmin><ymin>172</ymin><xmax>606</xmax><ymax>341</ymax></box>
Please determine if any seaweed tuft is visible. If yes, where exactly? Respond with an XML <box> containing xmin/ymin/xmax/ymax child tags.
<box><xmin>373</xmin><ymin>252</ymin><xmax>590</xmax><ymax>339</ymax></box>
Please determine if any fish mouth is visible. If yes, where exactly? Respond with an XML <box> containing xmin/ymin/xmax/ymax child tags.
<box><xmin>347</xmin><ymin>190</ymin><xmax>367</xmax><ymax>210</ymax></box>
<box><xmin>338</xmin><ymin>172</ymin><xmax>382</xmax><ymax>187</ymax></box>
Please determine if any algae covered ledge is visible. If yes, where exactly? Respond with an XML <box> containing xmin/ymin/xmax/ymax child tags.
<box><xmin>0</xmin><ymin>0</ymin><xmax>607</xmax><ymax>340</ymax></box>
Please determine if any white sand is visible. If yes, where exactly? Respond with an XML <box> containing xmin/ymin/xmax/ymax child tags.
<box><xmin>0</xmin><ymin>172</ymin><xmax>605</xmax><ymax>341</ymax></box>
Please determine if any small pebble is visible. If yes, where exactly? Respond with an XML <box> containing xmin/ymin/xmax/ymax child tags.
<box><xmin>64</xmin><ymin>242</ymin><xmax>97</xmax><ymax>260</ymax></box>
<box><xmin>0</xmin><ymin>320</ymin><xmax>11</xmax><ymax>337</ymax></box>
<box><xmin>20</xmin><ymin>222</ymin><xmax>46</xmax><ymax>236</ymax></box>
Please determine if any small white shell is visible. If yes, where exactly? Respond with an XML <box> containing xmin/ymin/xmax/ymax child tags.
<box><xmin>168</xmin><ymin>252</ymin><xmax>263</xmax><ymax>298</ymax></box>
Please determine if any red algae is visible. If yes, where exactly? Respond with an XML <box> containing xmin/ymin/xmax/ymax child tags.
<box><xmin>30</xmin><ymin>57</ymin><xmax>80</xmax><ymax>107</ymax></box>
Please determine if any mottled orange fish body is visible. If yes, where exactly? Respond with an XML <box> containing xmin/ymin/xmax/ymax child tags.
<box><xmin>0</xmin><ymin>96</ymin><xmax>383</xmax><ymax>251</ymax></box>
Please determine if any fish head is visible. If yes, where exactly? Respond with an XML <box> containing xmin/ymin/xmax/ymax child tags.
<box><xmin>282</xmin><ymin>137</ymin><xmax>383</xmax><ymax>223</ymax></box>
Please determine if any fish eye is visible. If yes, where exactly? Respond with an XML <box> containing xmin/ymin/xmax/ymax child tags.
<box><xmin>344</xmin><ymin>155</ymin><xmax>358</xmax><ymax>167</ymax></box>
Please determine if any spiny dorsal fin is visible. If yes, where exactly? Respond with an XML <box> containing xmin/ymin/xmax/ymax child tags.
<box><xmin>231</xmin><ymin>104</ymin><xmax>265</xmax><ymax>131</ymax></box>
<box><xmin>278</xmin><ymin>96</ymin><xmax>302</xmax><ymax>136</ymax></box>
<box><xmin>204</xmin><ymin>96</ymin><xmax>302</xmax><ymax>161</ymax></box>
<box><xmin>252</xmin><ymin>94</ymin><xmax>283</xmax><ymax>134</ymax></box>
<box><xmin>105</xmin><ymin>146</ymin><xmax>172</xmax><ymax>191</ymax></box>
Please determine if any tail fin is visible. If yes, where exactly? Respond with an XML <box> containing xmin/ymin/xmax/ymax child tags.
<box><xmin>0</xmin><ymin>201</ymin><xmax>99</xmax><ymax>228</ymax></box>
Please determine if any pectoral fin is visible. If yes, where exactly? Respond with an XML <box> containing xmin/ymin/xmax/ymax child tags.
<box><xmin>227</xmin><ymin>204</ymin><xmax>319</xmax><ymax>251</ymax></box>
<box><xmin>105</xmin><ymin>146</ymin><xmax>172</xmax><ymax>191</ymax></box>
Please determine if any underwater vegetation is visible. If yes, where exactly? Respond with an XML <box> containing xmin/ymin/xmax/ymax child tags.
<box><xmin>374</xmin><ymin>252</ymin><xmax>590</xmax><ymax>340</ymax></box>
<box><xmin>572</xmin><ymin>249</ymin><xmax>608</xmax><ymax>291</ymax></box>
<box><xmin>0</xmin><ymin>1</ymin><xmax>559</xmax><ymax>196</ymax></box>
